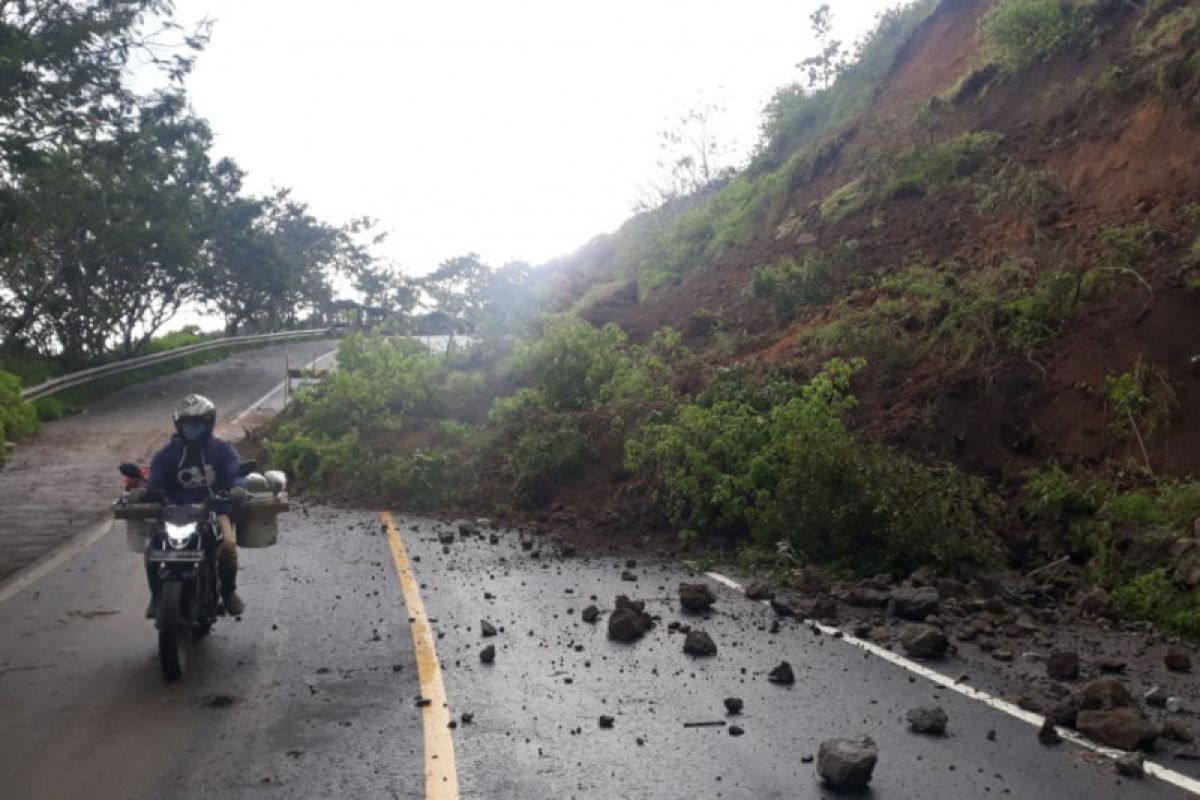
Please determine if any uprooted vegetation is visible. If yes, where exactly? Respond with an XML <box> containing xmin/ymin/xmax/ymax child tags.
<box><xmin>266</xmin><ymin>0</ymin><xmax>1200</xmax><ymax>633</ymax></box>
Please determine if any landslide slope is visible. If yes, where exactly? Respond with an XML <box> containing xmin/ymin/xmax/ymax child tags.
<box><xmin>548</xmin><ymin>0</ymin><xmax>1200</xmax><ymax>487</ymax></box>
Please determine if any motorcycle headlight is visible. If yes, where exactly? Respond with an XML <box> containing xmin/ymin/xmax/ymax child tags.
<box><xmin>164</xmin><ymin>521</ymin><xmax>195</xmax><ymax>549</ymax></box>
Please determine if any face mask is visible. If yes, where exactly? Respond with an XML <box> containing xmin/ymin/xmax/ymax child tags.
<box><xmin>181</xmin><ymin>421</ymin><xmax>209</xmax><ymax>442</ymax></box>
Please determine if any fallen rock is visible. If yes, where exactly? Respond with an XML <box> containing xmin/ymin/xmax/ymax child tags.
<box><xmin>1077</xmin><ymin>708</ymin><xmax>1158</xmax><ymax>751</ymax></box>
<box><xmin>797</xmin><ymin>597</ymin><xmax>838</xmax><ymax>621</ymax></box>
<box><xmin>1145</xmin><ymin>686</ymin><xmax>1170</xmax><ymax>707</ymax></box>
<box><xmin>1170</xmin><ymin>536</ymin><xmax>1200</xmax><ymax>588</ymax></box>
<box><xmin>620</xmin><ymin>570</ymin><xmax>638</xmax><ymax>582</ymax></box>
<box><xmin>845</xmin><ymin>587</ymin><xmax>892</xmax><ymax>608</ymax></box>
<box><xmin>817</xmin><ymin>736</ymin><xmax>878</xmax><ymax>789</ymax></box>
<box><xmin>890</xmin><ymin>586</ymin><xmax>940</xmax><ymax>621</ymax></box>
<box><xmin>480</xmin><ymin>620</ymin><xmax>498</xmax><ymax>638</ymax></box>
<box><xmin>488</xmin><ymin>532</ymin><xmax>500</xmax><ymax>545</ymax></box>
<box><xmin>614</xmin><ymin>595</ymin><xmax>645</xmax><ymax>613</ymax></box>
<box><xmin>900</xmin><ymin>624</ymin><xmax>949</xmax><ymax>660</ymax></box>
<box><xmin>457</xmin><ymin>521</ymin><xmax>479</xmax><ymax>538</ymax></box>
<box><xmin>769</xmin><ymin>599</ymin><xmax>796</xmax><ymax>617</ymax></box>
<box><xmin>1079</xmin><ymin>678</ymin><xmax>1132</xmax><ymax>710</ymax></box>
<box><xmin>724</xmin><ymin>697</ymin><xmax>744</xmax><ymax>715</ymax></box>
<box><xmin>729</xmin><ymin>725</ymin><xmax>744</xmax><ymax>736</ymax></box>
<box><xmin>581</xmin><ymin>605</ymin><xmax>600</xmax><ymax>624</ymax></box>
<box><xmin>479</xmin><ymin>645</ymin><xmax>495</xmax><ymax>664</ymax></box>
<box><xmin>598</xmin><ymin>715</ymin><xmax>614</xmax><ymax>729</ymax></box>
<box><xmin>683</xmin><ymin>629</ymin><xmax>717</xmax><ymax>656</ymax></box>
<box><xmin>679</xmin><ymin>582</ymin><xmax>717</xmax><ymax>613</ymax></box>
<box><xmin>1077</xmin><ymin>587</ymin><xmax>1117</xmax><ymax>619</ymax></box>
<box><xmin>1046</xmin><ymin>651</ymin><xmax>1080</xmax><ymax>681</ymax></box>
<box><xmin>744</xmin><ymin>582</ymin><xmax>774</xmax><ymax>601</ymax></box>
<box><xmin>1038</xmin><ymin>718</ymin><xmax>1062</xmax><ymax>745</ymax></box>
<box><xmin>906</xmin><ymin>706</ymin><xmax>948</xmax><ymax>735</ymax></box>
<box><xmin>1164</xmin><ymin>646</ymin><xmax>1193</xmax><ymax>673</ymax></box>
<box><xmin>768</xmin><ymin>661</ymin><xmax>795</xmax><ymax>685</ymax></box>
<box><xmin>608</xmin><ymin>605</ymin><xmax>652</xmax><ymax>642</ymax></box>
<box><xmin>438</xmin><ymin>530</ymin><xmax>455</xmax><ymax>545</ymax></box>
<box><xmin>1115</xmin><ymin>752</ymin><xmax>1145</xmax><ymax>778</ymax></box>
<box><xmin>1163</xmin><ymin>720</ymin><xmax>1195</xmax><ymax>744</ymax></box>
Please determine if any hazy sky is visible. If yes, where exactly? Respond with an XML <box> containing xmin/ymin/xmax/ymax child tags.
<box><xmin>172</xmin><ymin>0</ymin><xmax>903</xmax><ymax>278</ymax></box>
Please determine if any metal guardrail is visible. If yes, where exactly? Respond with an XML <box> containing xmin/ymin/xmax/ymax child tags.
<box><xmin>20</xmin><ymin>329</ymin><xmax>329</xmax><ymax>402</ymax></box>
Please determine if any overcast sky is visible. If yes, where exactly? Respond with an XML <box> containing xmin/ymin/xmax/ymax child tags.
<box><xmin>171</xmin><ymin>0</ymin><xmax>904</xmax><ymax>279</ymax></box>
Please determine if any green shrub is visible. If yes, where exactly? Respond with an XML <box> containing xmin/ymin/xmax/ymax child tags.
<box><xmin>286</xmin><ymin>333</ymin><xmax>443</xmax><ymax>440</ymax></box>
<box><xmin>979</xmin><ymin>0</ymin><xmax>1092</xmax><ymax>73</ymax></box>
<box><xmin>511</xmin><ymin>317</ymin><xmax>629</xmax><ymax>411</ymax></box>
<box><xmin>747</xmin><ymin>242</ymin><xmax>856</xmax><ymax>320</ymax></box>
<box><xmin>820</xmin><ymin>132</ymin><xmax>1002</xmax><ymax>223</ymax></box>
<box><xmin>1024</xmin><ymin>464</ymin><xmax>1104</xmax><ymax>519</ymax></box>
<box><xmin>1100</xmin><ymin>223</ymin><xmax>1154</xmax><ymax>271</ymax></box>
<box><xmin>0</xmin><ymin>370</ymin><xmax>38</xmax><ymax>448</ymax></box>
<box><xmin>626</xmin><ymin>358</ymin><xmax>1001</xmax><ymax>573</ymax></box>
<box><xmin>378</xmin><ymin>447</ymin><xmax>473</xmax><ymax>510</ymax></box>
<box><xmin>1114</xmin><ymin>570</ymin><xmax>1200</xmax><ymax>641</ymax></box>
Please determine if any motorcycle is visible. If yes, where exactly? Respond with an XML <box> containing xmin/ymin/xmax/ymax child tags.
<box><xmin>116</xmin><ymin>460</ymin><xmax>260</xmax><ymax>680</ymax></box>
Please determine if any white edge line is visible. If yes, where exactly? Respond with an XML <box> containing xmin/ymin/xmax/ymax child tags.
<box><xmin>701</xmin><ymin>568</ymin><xmax>1200</xmax><ymax>797</ymax></box>
<box><xmin>0</xmin><ymin>345</ymin><xmax>339</xmax><ymax>606</ymax></box>
<box><xmin>0</xmin><ymin>519</ymin><xmax>113</xmax><ymax>605</ymax></box>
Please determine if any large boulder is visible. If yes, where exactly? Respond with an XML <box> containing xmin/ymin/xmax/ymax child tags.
<box><xmin>608</xmin><ymin>598</ymin><xmax>653</xmax><ymax>641</ymax></box>
<box><xmin>817</xmin><ymin>736</ymin><xmax>879</xmax><ymax>789</ymax></box>
<box><xmin>1164</xmin><ymin>646</ymin><xmax>1193</xmax><ymax>673</ymax></box>
<box><xmin>1076</xmin><ymin>708</ymin><xmax>1158</xmax><ymax>751</ymax></box>
<box><xmin>889</xmin><ymin>586</ymin><xmax>940</xmax><ymax>621</ymax></box>
<box><xmin>679</xmin><ymin>582</ymin><xmax>717</xmax><ymax>613</ymax></box>
<box><xmin>900</xmin><ymin>624</ymin><xmax>949</xmax><ymax>660</ymax></box>
<box><xmin>1079</xmin><ymin>679</ymin><xmax>1133</xmax><ymax>710</ymax></box>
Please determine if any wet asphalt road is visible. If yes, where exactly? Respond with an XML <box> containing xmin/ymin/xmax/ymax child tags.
<box><xmin>0</xmin><ymin>346</ymin><xmax>1196</xmax><ymax>798</ymax></box>
<box><xmin>402</xmin><ymin>517</ymin><xmax>1193</xmax><ymax>800</ymax></box>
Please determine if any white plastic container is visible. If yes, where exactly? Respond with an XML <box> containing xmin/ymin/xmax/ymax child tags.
<box><xmin>122</xmin><ymin>518</ymin><xmax>154</xmax><ymax>553</ymax></box>
<box><xmin>234</xmin><ymin>493</ymin><xmax>288</xmax><ymax>548</ymax></box>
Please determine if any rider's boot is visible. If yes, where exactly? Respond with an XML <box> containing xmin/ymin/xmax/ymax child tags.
<box><xmin>217</xmin><ymin>515</ymin><xmax>244</xmax><ymax>616</ymax></box>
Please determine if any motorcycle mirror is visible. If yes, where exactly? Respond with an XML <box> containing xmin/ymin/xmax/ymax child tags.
<box><xmin>119</xmin><ymin>462</ymin><xmax>142</xmax><ymax>479</ymax></box>
<box><xmin>236</xmin><ymin>460</ymin><xmax>259</xmax><ymax>477</ymax></box>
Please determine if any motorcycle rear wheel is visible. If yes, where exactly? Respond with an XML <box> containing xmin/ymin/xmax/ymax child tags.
<box><xmin>157</xmin><ymin>580</ymin><xmax>189</xmax><ymax>680</ymax></box>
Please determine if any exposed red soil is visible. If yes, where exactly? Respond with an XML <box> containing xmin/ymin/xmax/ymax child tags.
<box><xmin>581</xmin><ymin>0</ymin><xmax>1200</xmax><ymax>491</ymax></box>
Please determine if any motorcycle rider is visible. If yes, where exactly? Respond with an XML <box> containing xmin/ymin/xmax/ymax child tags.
<box><xmin>144</xmin><ymin>394</ymin><xmax>246</xmax><ymax>617</ymax></box>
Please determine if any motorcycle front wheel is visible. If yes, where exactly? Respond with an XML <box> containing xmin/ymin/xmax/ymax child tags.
<box><xmin>157</xmin><ymin>580</ymin><xmax>189</xmax><ymax>680</ymax></box>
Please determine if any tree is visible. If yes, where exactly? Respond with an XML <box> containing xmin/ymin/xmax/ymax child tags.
<box><xmin>798</xmin><ymin>4</ymin><xmax>847</xmax><ymax>90</ymax></box>
<box><xmin>0</xmin><ymin>94</ymin><xmax>215</xmax><ymax>366</ymax></box>
<box><xmin>0</xmin><ymin>1</ymin><xmax>208</xmax><ymax>168</ymax></box>
<box><xmin>635</xmin><ymin>101</ymin><xmax>735</xmax><ymax>212</ymax></box>
<box><xmin>419</xmin><ymin>253</ymin><xmax>492</xmax><ymax>334</ymax></box>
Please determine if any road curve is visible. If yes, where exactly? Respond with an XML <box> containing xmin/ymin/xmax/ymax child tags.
<box><xmin>0</xmin><ymin>338</ymin><xmax>338</xmax><ymax>585</ymax></box>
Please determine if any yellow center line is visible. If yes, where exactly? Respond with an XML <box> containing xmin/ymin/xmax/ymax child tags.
<box><xmin>381</xmin><ymin>511</ymin><xmax>460</xmax><ymax>800</ymax></box>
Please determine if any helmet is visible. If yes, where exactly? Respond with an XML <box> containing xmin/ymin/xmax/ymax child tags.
<box><xmin>173</xmin><ymin>394</ymin><xmax>217</xmax><ymax>442</ymax></box>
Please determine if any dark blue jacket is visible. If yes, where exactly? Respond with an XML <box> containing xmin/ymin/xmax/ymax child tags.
<box><xmin>148</xmin><ymin>435</ymin><xmax>245</xmax><ymax>508</ymax></box>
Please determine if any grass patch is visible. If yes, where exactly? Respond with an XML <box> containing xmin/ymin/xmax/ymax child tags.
<box><xmin>746</xmin><ymin>241</ymin><xmax>858</xmax><ymax>320</ymax></box>
<box><xmin>979</xmin><ymin>0</ymin><xmax>1093</xmax><ymax>74</ymax></box>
